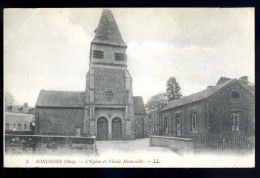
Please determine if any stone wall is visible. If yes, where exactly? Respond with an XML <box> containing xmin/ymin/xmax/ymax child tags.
<box><xmin>150</xmin><ymin>135</ymin><xmax>194</xmax><ymax>155</ymax></box>
<box><xmin>36</xmin><ymin>108</ymin><xmax>84</xmax><ymax>136</ymax></box>
<box><xmin>5</xmin><ymin>134</ymin><xmax>96</xmax><ymax>155</ymax></box>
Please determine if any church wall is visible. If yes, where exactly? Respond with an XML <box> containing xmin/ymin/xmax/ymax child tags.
<box><xmin>36</xmin><ymin>108</ymin><xmax>84</xmax><ymax>136</ymax></box>
<box><xmin>94</xmin><ymin>68</ymin><xmax>126</xmax><ymax>105</ymax></box>
<box><xmin>85</xmin><ymin>72</ymin><xmax>90</xmax><ymax>102</ymax></box>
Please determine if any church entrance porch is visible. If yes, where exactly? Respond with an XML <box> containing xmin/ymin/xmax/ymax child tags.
<box><xmin>112</xmin><ymin>117</ymin><xmax>122</xmax><ymax>140</ymax></box>
<box><xmin>97</xmin><ymin>117</ymin><xmax>108</xmax><ymax>140</ymax></box>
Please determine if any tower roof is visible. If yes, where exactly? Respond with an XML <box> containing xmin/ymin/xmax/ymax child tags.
<box><xmin>92</xmin><ymin>9</ymin><xmax>127</xmax><ymax>47</ymax></box>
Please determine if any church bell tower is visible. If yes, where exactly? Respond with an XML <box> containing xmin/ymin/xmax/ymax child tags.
<box><xmin>84</xmin><ymin>9</ymin><xmax>135</xmax><ymax>140</ymax></box>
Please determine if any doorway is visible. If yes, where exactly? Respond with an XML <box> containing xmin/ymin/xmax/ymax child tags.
<box><xmin>97</xmin><ymin>117</ymin><xmax>108</xmax><ymax>140</ymax></box>
<box><xmin>112</xmin><ymin>117</ymin><xmax>122</xmax><ymax>140</ymax></box>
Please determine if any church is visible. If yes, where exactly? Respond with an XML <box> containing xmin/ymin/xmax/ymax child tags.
<box><xmin>35</xmin><ymin>9</ymin><xmax>147</xmax><ymax>140</ymax></box>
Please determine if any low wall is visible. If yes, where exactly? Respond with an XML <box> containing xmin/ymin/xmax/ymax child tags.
<box><xmin>5</xmin><ymin>131</ymin><xmax>35</xmax><ymax>135</ymax></box>
<box><xmin>5</xmin><ymin>134</ymin><xmax>96</xmax><ymax>155</ymax></box>
<box><xmin>150</xmin><ymin>135</ymin><xmax>194</xmax><ymax>155</ymax></box>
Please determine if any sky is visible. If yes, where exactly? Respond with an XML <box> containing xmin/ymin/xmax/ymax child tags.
<box><xmin>4</xmin><ymin>8</ymin><xmax>254</xmax><ymax>107</ymax></box>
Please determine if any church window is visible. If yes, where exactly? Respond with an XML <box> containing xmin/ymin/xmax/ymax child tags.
<box><xmin>93</xmin><ymin>50</ymin><xmax>104</xmax><ymax>58</ymax></box>
<box><xmin>104</xmin><ymin>91</ymin><xmax>114</xmax><ymax>102</ymax></box>
<box><xmin>231</xmin><ymin>91</ymin><xmax>240</xmax><ymax>99</ymax></box>
<box><xmin>115</xmin><ymin>53</ymin><xmax>125</xmax><ymax>61</ymax></box>
<box><xmin>232</xmin><ymin>113</ymin><xmax>239</xmax><ymax>132</ymax></box>
<box><xmin>191</xmin><ymin>112</ymin><xmax>198</xmax><ymax>132</ymax></box>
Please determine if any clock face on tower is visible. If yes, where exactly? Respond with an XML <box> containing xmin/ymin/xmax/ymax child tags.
<box><xmin>104</xmin><ymin>91</ymin><xmax>114</xmax><ymax>102</ymax></box>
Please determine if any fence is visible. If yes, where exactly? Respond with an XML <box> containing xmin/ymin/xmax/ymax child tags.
<box><xmin>5</xmin><ymin>134</ymin><xmax>96</xmax><ymax>155</ymax></box>
<box><xmin>191</xmin><ymin>133</ymin><xmax>255</xmax><ymax>152</ymax></box>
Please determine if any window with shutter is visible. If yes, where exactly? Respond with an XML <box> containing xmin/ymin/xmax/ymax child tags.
<box><xmin>232</xmin><ymin>113</ymin><xmax>239</xmax><ymax>132</ymax></box>
<box><xmin>176</xmin><ymin>114</ymin><xmax>181</xmax><ymax>136</ymax></box>
<box><xmin>164</xmin><ymin>116</ymin><xmax>169</xmax><ymax>133</ymax></box>
<box><xmin>93</xmin><ymin>50</ymin><xmax>104</xmax><ymax>58</ymax></box>
<box><xmin>115</xmin><ymin>53</ymin><xmax>125</xmax><ymax>61</ymax></box>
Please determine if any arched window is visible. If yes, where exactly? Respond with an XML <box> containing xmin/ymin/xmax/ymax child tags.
<box><xmin>104</xmin><ymin>91</ymin><xmax>114</xmax><ymax>101</ymax></box>
<box><xmin>191</xmin><ymin>112</ymin><xmax>198</xmax><ymax>132</ymax></box>
<box><xmin>231</xmin><ymin>91</ymin><xmax>240</xmax><ymax>99</ymax></box>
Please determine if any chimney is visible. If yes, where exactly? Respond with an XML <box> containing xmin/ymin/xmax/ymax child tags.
<box><xmin>207</xmin><ymin>86</ymin><xmax>213</xmax><ymax>89</ymax></box>
<box><xmin>23</xmin><ymin>102</ymin><xmax>28</xmax><ymax>111</ymax></box>
<box><xmin>239</xmin><ymin>76</ymin><xmax>248</xmax><ymax>82</ymax></box>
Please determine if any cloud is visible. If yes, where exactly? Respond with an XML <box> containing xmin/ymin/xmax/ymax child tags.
<box><xmin>127</xmin><ymin>40</ymin><xmax>254</xmax><ymax>102</ymax></box>
<box><xmin>5</xmin><ymin>9</ymin><xmax>90</xmax><ymax>106</ymax></box>
<box><xmin>4</xmin><ymin>8</ymin><xmax>254</xmax><ymax>105</ymax></box>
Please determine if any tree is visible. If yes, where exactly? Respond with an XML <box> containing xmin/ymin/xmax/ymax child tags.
<box><xmin>5</xmin><ymin>91</ymin><xmax>15</xmax><ymax>106</ymax></box>
<box><xmin>145</xmin><ymin>92</ymin><xmax>168</xmax><ymax>111</ymax></box>
<box><xmin>166</xmin><ymin>77</ymin><xmax>182</xmax><ymax>101</ymax></box>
